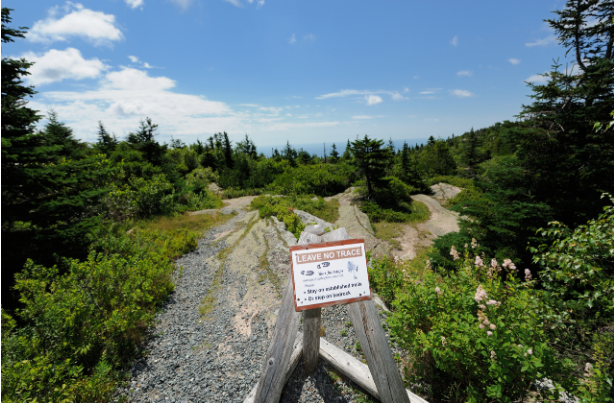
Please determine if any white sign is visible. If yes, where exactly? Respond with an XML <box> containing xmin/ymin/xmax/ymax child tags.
<box><xmin>290</xmin><ymin>240</ymin><xmax>371</xmax><ymax>311</ymax></box>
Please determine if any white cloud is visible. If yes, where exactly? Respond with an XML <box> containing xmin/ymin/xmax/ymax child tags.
<box><xmin>128</xmin><ymin>55</ymin><xmax>139</xmax><ymax>63</ymax></box>
<box><xmin>403</xmin><ymin>87</ymin><xmax>409</xmax><ymax>92</ymax></box>
<box><xmin>125</xmin><ymin>0</ymin><xmax>144</xmax><ymax>9</ymax></box>
<box><xmin>424</xmin><ymin>118</ymin><xmax>440</xmax><ymax>122</ymax></box>
<box><xmin>257</xmin><ymin>0</ymin><xmax>265</xmax><ymax>6</ymax></box>
<box><xmin>259</xmin><ymin>106</ymin><xmax>283</xmax><ymax>114</ymax></box>
<box><xmin>450</xmin><ymin>36</ymin><xmax>458</xmax><ymax>46</ymax></box>
<box><xmin>223</xmin><ymin>0</ymin><xmax>243</xmax><ymax>7</ymax></box>
<box><xmin>28</xmin><ymin>3</ymin><xmax>123</xmax><ymax>46</ymax></box>
<box><xmin>288</xmin><ymin>33</ymin><xmax>296</xmax><ymax>44</ymax></box>
<box><xmin>304</xmin><ymin>33</ymin><xmax>316</xmax><ymax>41</ymax></box>
<box><xmin>102</xmin><ymin>68</ymin><xmax>175</xmax><ymax>91</ymax></box>
<box><xmin>419</xmin><ymin>91</ymin><xmax>435</xmax><ymax>94</ymax></box>
<box><xmin>457</xmin><ymin>70</ymin><xmax>473</xmax><ymax>77</ymax></box>
<box><xmin>170</xmin><ymin>0</ymin><xmax>194</xmax><ymax>9</ymax></box>
<box><xmin>23</xmin><ymin>48</ymin><xmax>108</xmax><ymax>86</ymax></box>
<box><xmin>525</xmin><ymin>35</ymin><xmax>556</xmax><ymax>47</ymax></box>
<box><xmin>352</xmin><ymin>115</ymin><xmax>384</xmax><ymax>119</ymax></box>
<box><xmin>508</xmin><ymin>58</ymin><xmax>521</xmax><ymax>65</ymax></box>
<box><xmin>365</xmin><ymin>95</ymin><xmax>383</xmax><ymax>105</ymax></box>
<box><xmin>316</xmin><ymin>89</ymin><xmax>403</xmax><ymax>101</ymax></box>
<box><xmin>524</xmin><ymin>73</ymin><xmax>550</xmax><ymax>84</ymax></box>
<box><xmin>450</xmin><ymin>89</ymin><xmax>474</xmax><ymax>97</ymax></box>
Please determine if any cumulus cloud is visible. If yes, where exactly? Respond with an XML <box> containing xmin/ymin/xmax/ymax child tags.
<box><xmin>128</xmin><ymin>55</ymin><xmax>139</xmax><ymax>63</ymax></box>
<box><xmin>23</xmin><ymin>48</ymin><xmax>108</xmax><ymax>86</ymax></box>
<box><xmin>365</xmin><ymin>95</ymin><xmax>383</xmax><ymax>105</ymax></box>
<box><xmin>508</xmin><ymin>58</ymin><xmax>521</xmax><ymax>65</ymax></box>
<box><xmin>450</xmin><ymin>89</ymin><xmax>474</xmax><ymax>97</ymax></box>
<box><xmin>125</xmin><ymin>0</ymin><xmax>144</xmax><ymax>9</ymax></box>
<box><xmin>258</xmin><ymin>0</ymin><xmax>265</xmax><ymax>6</ymax></box>
<box><xmin>391</xmin><ymin>92</ymin><xmax>406</xmax><ymax>101</ymax></box>
<box><xmin>101</xmin><ymin>68</ymin><xmax>175</xmax><ymax>91</ymax></box>
<box><xmin>450</xmin><ymin>36</ymin><xmax>458</xmax><ymax>46</ymax></box>
<box><xmin>526</xmin><ymin>35</ymin><xmax>556</xmax><ymax>47</ymax></box>
<box><xmin>525</xmin><ymin>73</ymin><xmax>550</xmax><ymax>84</ymax></box>
<box><xmin>457</xmin><ymin>70</ymin><xmax>473</xmax><ymax>77</ymax></box>
<box><xmin>288</xmin><ymin>33</ymin><xmax>296</xmax><ymax>44</ymax></box>
<box><xmin>28</xmin><ymin>3</ymin><xmax>123</xmax><ymax>46</ymax></box>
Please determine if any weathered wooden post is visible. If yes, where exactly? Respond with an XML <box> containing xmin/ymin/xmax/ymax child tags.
<box><xmin>302</xmin><ymin>307</ymin><xmax>321</xmax><ymax>373</ymax></box>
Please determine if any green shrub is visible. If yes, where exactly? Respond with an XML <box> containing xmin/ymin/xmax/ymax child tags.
<box><xmin>251</xmin><ymin>196</ymin><xmax>305</xmax><ymax>239</ymax></box>
<box><xmin>387</xmin><ymin>249</ymin><xmax>576</xmax><ymax>402</ymax></box>
<box><xmin>130</xmin><ymin>174</ymin><xmax>174</xmax><ymax>217</ymax></box>
<box><xmin>2</xmin><ymin>252</ymin><xmax>175</xmax><ymax>403</ymax></box>
<box><xmin>360</xmin><ymin>200</ymin><xmax>430</xmax><ymax>224</ymax></box>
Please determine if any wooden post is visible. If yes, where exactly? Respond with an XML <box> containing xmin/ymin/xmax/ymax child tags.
<box><xmin>253</xmin><ymin>278</ymin><xmax>301</xmax><ymax>403</ymax></box>
<box><xmin>302</xmin><ymin>308</ymin><xmax>321</xmax><ymax>374</ymax></box>
<box><xmin>348</xmin><ymin>299</ymin><xmax>410</xmax><ymax>403</ymax></box>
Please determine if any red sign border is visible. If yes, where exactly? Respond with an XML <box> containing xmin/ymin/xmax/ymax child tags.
<box><xmin>289</xmin><ymin>238</ymin><xmax>372</xmax><ymax>312</ymax></box>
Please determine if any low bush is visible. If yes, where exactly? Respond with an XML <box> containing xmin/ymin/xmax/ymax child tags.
<box><xmin>2</xmin><ymin>252</ymin><xmax>175</xmax><ymax>403</ymax></box>
<box><xmin>387</xmin><ymin>249</ymin><xmax>576</xmax><ymax>402</ymax></box>
<box><xmin>361</xmin><ymin>200</ymin><xmax>430</xmax><ymax>224</ymax></box>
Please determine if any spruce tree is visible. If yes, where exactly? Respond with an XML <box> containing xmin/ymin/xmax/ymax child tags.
<box><xmin>95</xmin><ymin>121</ymin><xmax>118</xmax><ymax>156</ymax></box>
<box><xmin>351</xmin><ymin>135</ymin><xmax>392</xmax><ymax>200</ymax></box>
<box><xmin>329</xmin><ymin>143</ymin><xmax>339</xmax><ymax>162</ymax></box>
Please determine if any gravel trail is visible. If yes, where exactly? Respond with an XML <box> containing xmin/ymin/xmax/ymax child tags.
<box><xmin>119</xmin><ymin>201</ymin><xmax>403</xmax><ymax>403</ymax></box>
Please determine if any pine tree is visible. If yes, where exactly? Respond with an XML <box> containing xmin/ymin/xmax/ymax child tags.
<box><xmin>517</xmin><ymin>0</ymin><xmax>614</xmax><ymax>224</ymax></box>
<box><xmin>329</xmin><ymin>143</ymin><xmax>339</xmax><ymax>162</ymax></box>
<box><xmin>351</xmin><ymin>135</ymin><xmax>392</xmax><ymax>200</ymax></box>
<box><xmin>95</xmin><ymin>121</ymin><xmax>118</xmax><ymax>156</ymax></box>
<box><xmin>342</xmin><ymin>139</ymin><xmax>352</xmax><ymax>160</ymax></box>
<box><xmin>460</xmin><ymin>127</ymin><xmax>480</xmax><ymax>171</ymax></box>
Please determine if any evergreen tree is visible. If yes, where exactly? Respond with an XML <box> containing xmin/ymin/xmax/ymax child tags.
<box><xmin>427</xmin><ymin>135</ymin><xmax>436</xmax><ymax>146</ymax></box>
<box><xmin>329</xmin><ymin>143</ymin><xmax>339</xmax><ymax>162</ymax></box>
<box><xmin>222</xmin><ymin>131</ymin><xmax>233</xmax><ymax>168</ymax></box>
<box><xmin>460</xmin><ymin>127</ymin><xmax>481</xmax><ymax>171</ymax></box>
<box><xmin>351</xmin><ymin>135</ymin><xmax>392</xmax><ymax>200</ymax></box>
<box><xmin>517</xmin><ymin>0</ymin><xmax>614</xmax><ymax>225</ymax></box>
<box><xmin>127</xmin><ymin>117</ymin><xmax>166</xmax><ymax>165</ymax></box>
<box><xmin>95</xmin><ymin>121</ymin><xmax>118</xmax><ymax>156</ymax></box>
<box><xmin>342</xmin><ymin>139</ymin><xmax>352</xmax><ymax>160</ymax></box>
<box><xmin>282</xmin><ymin>141</ymin><xmax>297</xmax><ymax>166</ymax></box>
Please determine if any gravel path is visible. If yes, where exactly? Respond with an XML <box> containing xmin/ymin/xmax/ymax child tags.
<box><xmin>118</xmin><ymin>202</ymin><xmax>406</xmax><ymax>403</ymax></box>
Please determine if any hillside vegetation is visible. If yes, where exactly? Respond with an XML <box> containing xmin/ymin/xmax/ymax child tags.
<box><xmin>2</xmin><ymin>2</ymin><xmax>614</xmax><ymax>402</ymax></box>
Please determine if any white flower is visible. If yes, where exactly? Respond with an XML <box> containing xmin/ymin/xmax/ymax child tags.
<box><xmin>489</xmin><ymin>324</ymin><xmax>496</xmax><ymax>330</ymax></box>
<box><xmin>487</xmin><ymin>331</ymin><xmax>493</xmax><ymax>336</ymax></box>
<box><xmin>450</xmin><ymin>246</ymin><xmax>460</xmax><ymax>260</ymax></box>
<box><xmin>486</xmin><ymin>299</ymin><xmax>498</xmax><ymax>306</ymax></box>
<box><xmin>475</xmin><ymin>256</ymin><xmax>484</xmax><ymax>267</ymax></box>
<box><xmin>441</xmin><ymin>336</ymin><xmax>447</xmax><ymax>346</ymax></box>
<box><xmin>490</xmin><ymin>350</ymin><xmax>496</xmax><ymax>360</ymax></box>
<box><xmin>474</xmin><ymin>285</ymin><xmax>488</xmax><ymax>302</ymax></box>
<box><xmin>435</xmin><ymin>287</ymin><xmax>442</xmax><ymax>295</ymax></box>
<box><xmin>524</xmin><ymin>269</ymin><xmax>532</xmax><ymax>281</ymax></box>
<box><xmin>527</xmin><ymin>349</ymin><xmax>533</xmax><ymax>355</ymax></box>
<box><xmin>471</xmin><ymin>238</ymin><xmax>478</xmax><ymax>249</ymax></box>
<box><xmin>502</xmin><ymin>259</ymin><xmax>516</xmax><ymax>271</ymax></box>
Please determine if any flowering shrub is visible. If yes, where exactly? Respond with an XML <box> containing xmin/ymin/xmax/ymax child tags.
<box><xmin>386</xmin><ymin>248</ymin><xmax>576</xmax><ymax>402</ymax></box>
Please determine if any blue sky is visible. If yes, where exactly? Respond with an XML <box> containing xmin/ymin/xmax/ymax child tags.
<box><xmin>4</xmin><ymin>0</ymin><xmax>567</xmax><ymax>148</ymax></box>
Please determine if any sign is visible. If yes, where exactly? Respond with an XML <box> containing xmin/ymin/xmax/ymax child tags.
<box><xmin>290</xmin><ymin>239</ymin><xmax>372</xmax><ymax>311</ymax></box>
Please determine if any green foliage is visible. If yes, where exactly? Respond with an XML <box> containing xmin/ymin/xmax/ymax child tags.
<box><xmin>530</xmin><ymin>194</ymin><xmax>614</xmax><ymax>383</ymax></box>
<box><xmin>2</xmin><ymin>252</ymin><xmax>175</xmax><ymax>403</ymax></box>
<box><xmin>351</xmin><ymin>135</ymin><xmax>393</xmax><ymax>200</ymax></box>
<box><xmin>251</xmin><ymin>196</ymin><xmax>305</xmax><ymax>239</ymax></box>
<box><xmin>387</xmin><ymin>251</ymin><xmax>575</xmax><ymax>402</ymax></box>
<box><xmin>360</xmin><ymin>199</ymin><xmax>430</xmax><ymax>224</ymax></box>
<box><xmin>419</xmin><ymin>139</ymin><xmax>457</xmax><ymax>177</ymax></box>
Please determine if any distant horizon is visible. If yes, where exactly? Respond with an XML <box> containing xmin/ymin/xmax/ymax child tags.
<box><xmin>258</xmin><ymin>138</ymin><xmax>432</xmax><ymax>157</ymax></box>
